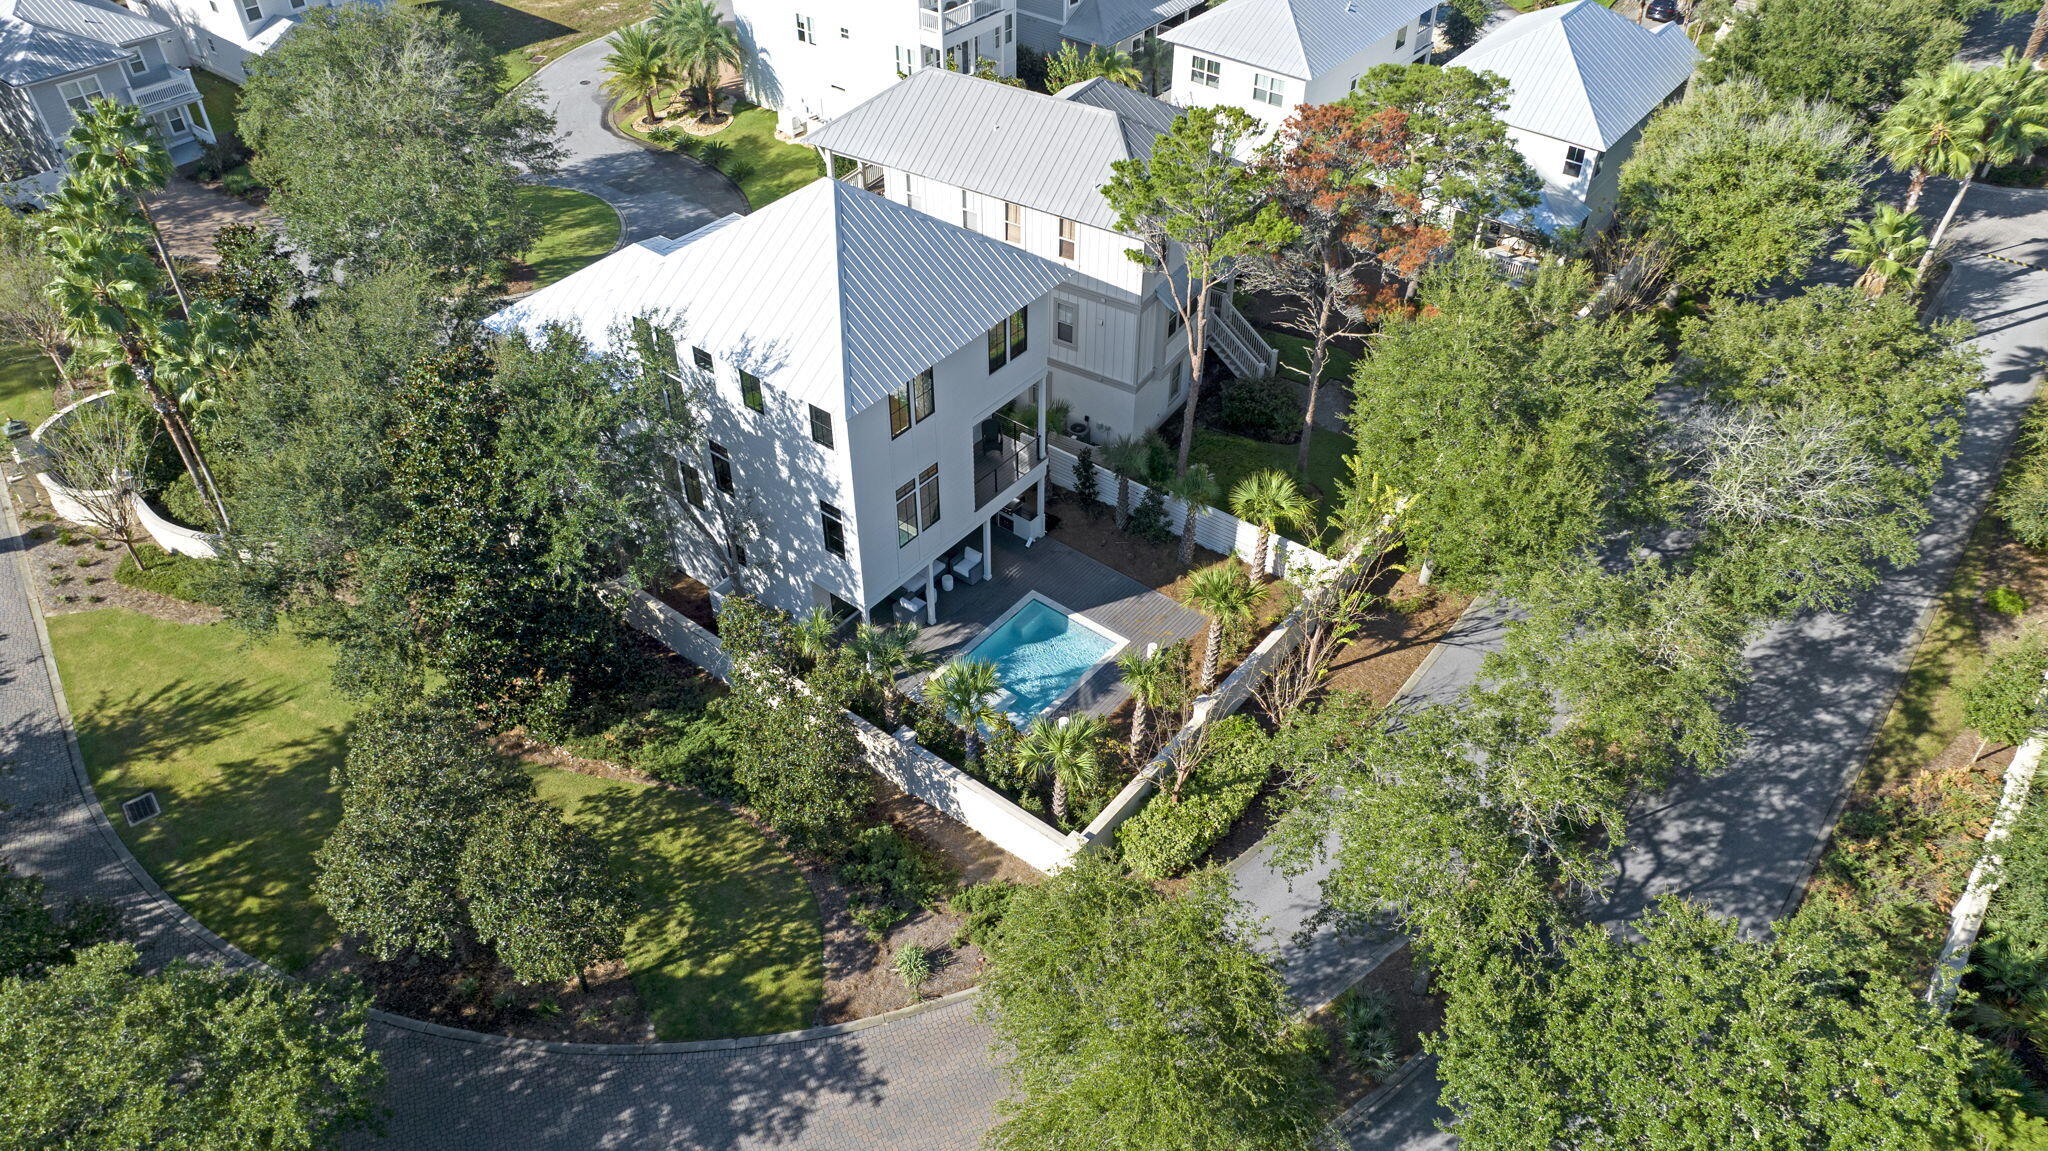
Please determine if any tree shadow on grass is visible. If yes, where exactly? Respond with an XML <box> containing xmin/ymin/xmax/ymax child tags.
<box><xmin>417</xmin><ymin>0</ymin><xmax>576</xmax><ymax>56</ymax></box>
<box><xmin>549</xmin><ymin>781</ymin><xmax>826</xmax><ymax>1041</ymax></box>
<box><xmin>74</xmin><ymin>679</ymin><xmax>349</xmax><ymax>971</ymax></box>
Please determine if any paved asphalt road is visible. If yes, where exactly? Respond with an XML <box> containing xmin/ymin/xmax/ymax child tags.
<box><xmin>525</xmin><ymin>32</ymin><xmax>749</xmax><ymax>244</ymax></box>
<box><xmin>1344</xmin><ymin>181</ymin><xmax>2048</xmax><ymax>1151</ymax></box>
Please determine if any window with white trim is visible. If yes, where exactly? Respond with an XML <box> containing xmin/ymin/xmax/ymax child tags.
<box><xmin>903</xmin><ymin>173</ymin><xmax>919</xmax><ymax>210</ymax></box>
<box><xmin>896</xmin><ymin>45</ymin><xmax>914</xmax><ymax>73</ymax></box>
<box><xmin>678</xmin><ymin>461</ymin><xmax>705</xmax><ymax>507</ymax></box>
<box><xmin>986</xmin><ymin>306</ymin><xmax>1027</xmax><ymax>372</ymax></box>
<box><xmin>897</xmin><ymin>464</ymin><xmax>940</xmax><ymax>545</ymax></box>
<box><xmin>57</xmin><ymin>76</ymin><xmax>102</xmax><ymax>115</ymax></box>
<box><xmin>1189</xmin><ymin>55</ymin><xmax>1220</xmax><ymax>88</ymax></box>
<box><xmin>809</xmin><ymin>404</ymin><xmax>834</xmax><ymax>447</ymax></box>
<box><xmin>126</xmin><ymin>53</ymin><xmax>147</xmax><ymax>74</ymax></box>
<box><xmin>820</xmin><ymin>501</ymin><xmax>846</xmax><ymax>556</ymax></box>
<box><xmin>708</xmin><ymin>441</ymin><xmax>734</xmax><ymax>493</ymax></box>
<box><xmin>1395</xmin><ymin>25</ymin><xmax>1407</xmax><ymax>49</ymax></box>
<box><xmin>1054</xmin><ymin>299</ymin><xmax>1077</xmax><ymax>346</ymax></box>
<box><xmin>1252</xmin><ymin>73</ymin><xmax>1285</xmax><ymax>106</ymax></box>
<box><xmin>796</xmin><ymin>14</ymin><xmax>815</xmax><ymax>42</ymax></box>
<box><xmin>1057</xmin><ymin>216</ymin><xmax>1076</xmax><ymax>260</ymax></box>
<box><xmin>1003</xmin><ymin>201</ymin><xmax>1021</xmax><ymax>243</ymax></box>
<box><xmin>889</xmin><ymin>368</ymin><xmax>935</xmax><ymax>437</ymax></box>
<box><xmin>242</xmin><ymin>0</ymin><xmax>261</xmax><ymax>21</ymax></box>
<box><xmin>1563</xmin><ymin>145</ymin><xmax>1588</xmax><ymax>178</ymax></box>
<box><xmin>961</xmin><ymin>188</ymin><xmax>979</xmax><ymax>232</ymax></box>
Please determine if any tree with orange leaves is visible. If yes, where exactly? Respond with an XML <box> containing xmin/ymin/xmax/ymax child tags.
<box><xmin>1243</xmin><ymin>102</ymin><xmax>1449</xmax><ymax>473</ymax></box>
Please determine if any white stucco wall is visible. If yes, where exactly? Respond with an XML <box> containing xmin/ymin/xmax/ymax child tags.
<box><xmin>737</xmin><ymin>0</ymin><xmax>1019</xmax><ymax>132</ymax></box>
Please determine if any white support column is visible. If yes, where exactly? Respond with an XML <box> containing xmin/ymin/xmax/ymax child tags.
<box><xmin>982</xmin><ymin>517</ymin><xmax>993</xmax><ymax>579</ymax></box>
<box><xmin>925</xmin><ymin>564</ymin><xmax>937</xmax><ymax>626</ymax></box>
<box><xmin>1032</xmin><ymin>473</ymin><xmax>1047</xmax><ymax>543</ymax></box>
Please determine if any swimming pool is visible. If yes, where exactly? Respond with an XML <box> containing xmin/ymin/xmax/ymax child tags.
<box><xmin>959</xmin><ymin>594</ymin><xmax>1126</xmax><ymax>724</ymax></box>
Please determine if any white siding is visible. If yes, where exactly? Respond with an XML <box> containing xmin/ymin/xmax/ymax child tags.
<box><xmin>737</xmin><ymin>0</ymin><xmax>1020</xmax><ymax>133</ymax></box>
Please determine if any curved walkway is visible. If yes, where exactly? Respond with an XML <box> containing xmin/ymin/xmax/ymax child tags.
<box><xmin>525</xmin><ymin>31</ymin><xmax>749</xmax><ymax>245</ymax></box>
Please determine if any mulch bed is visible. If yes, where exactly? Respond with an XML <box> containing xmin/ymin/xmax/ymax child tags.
<box><xmin>653</xmin><ymin>570</ymin><xmax>719</xmax><ymax>633</ymax></box>
<box><xmin>6</xmin><ymin>477</ymin><xmax>221</xmax><ymax>625</ymax></box>
<box><xmin>1324</xmin><ymin>571</ymin><xmax>1472</xmax><ymax>705</ymax></box>
<box><xmin>1310</xmin><ymin>941</ymin><xmax>1445</xmax><ymax>1113</ymax></box>
<box><xmin>1046</xmin><ymin>491</ymin><xmax>1230</xmax><ymax>592</ymax></box>
<box><xmin>303</xmin><ymin>935</ymin><xmax>652</xmax><ymax>1044</ymax></box>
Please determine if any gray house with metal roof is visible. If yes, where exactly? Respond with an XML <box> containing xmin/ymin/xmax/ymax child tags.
<box><xmin>1015</xmin><ymin>0</ymin><xmax>1207</xmax><ymax>90</ymax></box>
<box><xmin>0</xmin><ymin>0</ymin><xmax>211</xmax><ymax>203</ymax></box>
<box><xmin>807</xmin><ymin>67</ymin><xmax>1275</xmax><ymax>445</ymax></box>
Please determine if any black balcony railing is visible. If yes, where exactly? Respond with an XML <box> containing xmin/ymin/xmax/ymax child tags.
<box><xmin>974</xmin><ymin>412</ymin><xmax>1040</xmax><ymax>509</ymax></box>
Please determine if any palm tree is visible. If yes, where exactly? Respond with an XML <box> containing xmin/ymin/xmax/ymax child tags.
<box><xmin>1116</xmin><ymin>646</ymin><xmax>1177</xmax><ymax>759</ymax></box>
<box><xmin>62</xmin><ymin>99</ymin><xmax>189</xmax><ymax>316</ymax></box>
<box><xmin>1177</xmin><ymin>561</ymin><xmax>1267</xmax><ymax>691</ymax></box>
<box><xmin>1162</xmin><ymin>464</ymin><xmax>1220</xmax><ymax>569</ymax></box>
<box><xmin>1876</xmin><ymin>64</ymin><xmax>1982</xmax><ymax>216</ymax></box>
<box><xmin>1228</xmin><ymin>469</ymin><xmax>1313</xmax><ymax>583</ymax></box>
<box><xmin>849</xmin><ymin>620</ymin><xmax>933</xmax><ymax>726</ymax></box>
<box><xmin>927</xmin><ymin>659</ymin><xmax>1002</xmax><ymax>764</ymax></box>
<box><xmin>1016</xmin><ymin>715</ymin><xmax>1107</xmax><ymax>824</ymax></box>
<box><xmin>2028</xmin><ymin>0</ymin><xmax>2047</xmax><ymax>63</ymax></box>
<box><xmin>1046</xmin><ymin>43</ymin><xmax>1143</xmax><ymax>91</ymax></box>
<box><xmin>1099</xmin><ymin>435</ymin><xmax>1151</xmax><ymax>529</ymax></box>
<box><xmin>1130</xmin><ymin>35</ymin><xmax>1171</xmax><ymax>96</ymax></box>
<box><xmin>791</xmin><ymin>605</ymin><xmax>838</xmax><ymax>665</ymax></box>
<box><xmin>603</xmin><ymin>25</ymin><xmax>680</xmax><ymax>126</ymax></box>
<box><xmin>655</xmin><ymin>0</ymin><xmax>742</xmax><ymax>120</ymax></box>
<box><xmin>1835</xmin><ymin>206</ymin><xmax>1930</xmax><ymax>298</ymax></box>
<box><xmin>1919</xmin><ymin>55</ymin><xmax>2048</xmax><ymax>281</ymax></box>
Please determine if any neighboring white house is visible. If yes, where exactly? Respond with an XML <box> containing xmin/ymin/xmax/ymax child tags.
<box><xmin>129</xmin><ymin>0</ymin><xmax>384</xmax><ymax>84</ymax></box>
<box><xmin>487</xmin><ymin>178</ymin><xmax>1075</xmax><ymax>625</ymax></box>
<box><xmin>0</xmin><ymin>0</ymin><xmax>213</xmax><ymax>202</ymax></box>
<box><xmin>807</xmin><ymin>68</ymin><xmax>1274</xmax><ymax>444</ymax></box>
<box><xmin>733</xmin><ymin>0</ymin><xmax>1020</xmax><ymax>135</ymax></box>
<box><xmin>1161</xmin><ymin>0</ymin><xmax>1439</xmax><ymax>143</ymax></box>
<box><xmin>1456</xmin><ymin>0</ymin><xmax>1699</xmax><ymax>237</ymax></box>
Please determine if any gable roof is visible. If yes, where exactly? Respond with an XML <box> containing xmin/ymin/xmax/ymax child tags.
<box><xmin>1160</xmin><ymin>0</ymin><xmax>1413</xmax><ymax>79</ymax></box>
<box><xmin>487</xmin><ymin>179</ymin><xmax>1074</xmax><ymax>417</ymax></box>
<box><xmin>9</xmin><ymin>0</ymin><xmax>168</xmax><ymax>47</ymax></box>
<box><xmin>805</xmin><ymin>68</ymin><xmax>1178</xmax><ymax>233</ymax></box>
<box><xmin>0</xmin><ymin>0</ymin><xmax>172</xmax><ymax>86</ymax></box>
<box><xmin>1454</xmin><ymin>0</ymin><xmax>1699</xmax><ymax>151</ymax></box>
<box><xmin>1058</xmin><ymin>0</ymin><xmax>1205</xmax><ymax>46</ymax></box>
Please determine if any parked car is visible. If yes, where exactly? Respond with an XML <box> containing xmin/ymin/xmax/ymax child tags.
<box><xmin>1644</xmin><ymin>0</ymin><xmax>1682</xmax><ymax>21</ymax></box>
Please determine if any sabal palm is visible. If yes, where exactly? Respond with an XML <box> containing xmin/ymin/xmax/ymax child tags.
<box><xmin>927</xmin><ymin>659</ymin><xmax>1001</xmax><ymax>763</ymax></box>
<box><xmin>791</xmin><ymin>605</ymin><xmax>837</xmax><ymax>664</ymax></box>
<box><xmin>1016</xmin><ymin>715</ymin><xmax>1107</xmax><ymax>824</ymax></box>
<box><xmin>850</xmin><ymin>621</ymin><xmax>933</xmax><ymax>724</ymax></box>
<box><xmin>1228</xmin><ymin>469</ymin><xmax>1313</xmax><ymax>583</ymax></box>
<box><xmin>1878</xmin><ymin>65</ymin><xmax>1985</xmax><ymax>214</ymax></box>
<box><xmin>1920</xmin><ymin>55</ymin><xmax>2048</xmax><ymax>279</ymax></box>
<box><xmin>1116</xmin><ymin>647</ymin><xmax>1176</xmax><ymax>758</ymax></box>
<box><xmin>1177</xmin><ymin>561</ymin><xmax>1267</xmax><ymax>691</ymax></box>
<box><xmin>654</xmin><ymin>0</ymin><xmax>741</xmax><ymax>116</ymax></box>
<box><xmin>603</xmin><ymin>25</ymin><xmax>679</xmax><ymax>124</ymax></box>
<box><xmin>1835</xmin><ymin>206</ymin><xmax>1929</xmax><ymax>297</ymax></box>
<box><xmin>1099</xmin><ymin>435</ymin><xmax>1150</xmax><ymax>527</ymax></box>
<box><xmin>1162</xmin><ymin>464</ymin><xmax>1220</xmax><ymax>569</ymax></box>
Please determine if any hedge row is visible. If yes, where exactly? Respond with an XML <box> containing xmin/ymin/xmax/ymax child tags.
<box><xmin>1117</xmin><ymin>715</ymin><xmax>1273</xmax><ymax>879</ymax></box>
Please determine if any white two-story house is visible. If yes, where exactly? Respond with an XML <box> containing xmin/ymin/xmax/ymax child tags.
<box><xmin>488</xmin><ymin>177</ymin><xmax>1074</xmax><ymax>625</ymax></box>
<box><xmin>733</xmin><ymin>0</ymin><xmax>1019</xmax><ymax>136</ymax></box>
<box><xmin>0</xmin><ymin>0</ymin><xmax>212</xmax><ymax>202</ymax></box>
<box><xmin>1456</xmin><ymin>0</ymin><xmax>1699</xmax><ymax>237</ymax></box>
<box><xmin>1161</xmin><ymin>0</ymin><xmax>1440</xmax><ymax>143</ymax></box>
<box><xmin>807</xmin><ymin>67</ymin><xmax>1273</xmax><ymax>444</ymax></box>
<box><xmin>131</xmin><ymin>0</ymin><xmax>385</xmax><ymax>84</ymax></box>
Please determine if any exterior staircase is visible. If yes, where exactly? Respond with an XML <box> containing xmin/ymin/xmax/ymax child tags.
<box><xmin>1209</xmin><ymin>295</ymin><xmax>1279</xmax><ymax>380</ymax></box>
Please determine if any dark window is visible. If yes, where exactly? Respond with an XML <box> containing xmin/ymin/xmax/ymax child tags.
<box><xmin>693</xmin><ymin>346</ymin><xmax>713</xmax><ymax>372</ymax></box>
<box><xmin>1167</xmin><ymin>309</ymin><xmax>1183</xmax><ymax>337</ymax></box>
<box><xmin>896</xmin><ymin>465</ymin><xmax>940</xmax><ymax>546</ymax></box>
<box><xmin>1055</xmin><ymin>300</ymin><xmax>1077</xmax><ymax>346</ymax></box>
<box><xmin>888</xmin><ymin>386</ymin><xmax>912</xmax><ymax>438</ymax></box>
<box><xmin>987</xmin><ymin>306</ymin><xmax>1028</xmax><ymax>372</ymax></box>
<box><xmin>739</xmin><ymin>370</ymin><xmax>764</xmax><ymax>413</ymax></box>
<box><xmin>917</xmin><ymin>462</ymin><xmax>940</xmax><ymax>529</ymax></box>
<box><xmin>911</xmin><ymin>369</ymin><xmax>935</xmax><ymax>422</ymax></box>
<box><xmin>809</xmin><ymin>404</ymin><xmax>834</xmax><ymax>447</ymax></box>
<box><xmin>1563</xmin><ymin>145</ymin><xmax>1587</xmax><ymax>179</ymax></box>
<box><xmin>896</xmin><ymin>480</ymin><xmax>918</xmax><ymax>546</ymax></box>
<box><xmin>820</xmin><ymin>501</ymin><xmax>846</xmax><ymax>556</ymax></box>
<box><xmin>679</xmin><ymin>461</ymin><xmax>706</xmax><ymax>508</ymax></box>
<box><xmin>708</xmin><ymin>441</ymin><xmax>734</xmax><ymax>493</ymax></box>
<box><xmin>732</xmin><ymin>541</ymin><xmax>747</xmax><ymax>566</ymax></box>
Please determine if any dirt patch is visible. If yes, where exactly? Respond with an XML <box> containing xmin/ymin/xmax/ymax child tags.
<box><xmin>1046</xmin><ymin>491</ymin><xmax>1229</xmax><ymax>592</ymax></box>
<box><xmin>1311</xmin><ymin>941</ymin><xmax>1444</xmax><ymax>1113</ymax></box>
<box><xmin>652</xmin><ymin>570</ymin><xmax>719</xmax><ymax>633</ymax></box>
<box><xmin>1325</xmin><ymin>571</ymin><xmax>1472</xmax><ymax>705</ymax></box>
<box><xmin>6</xmin><ymin>479</ymin><xmax>221</xmax><ymax>624</ymax></box>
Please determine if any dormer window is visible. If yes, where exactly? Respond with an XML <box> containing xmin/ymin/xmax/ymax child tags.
<box><xmin>126</xmin><ymin>53</ymin><xmax>147</xmax><ymax>75</ymax></box>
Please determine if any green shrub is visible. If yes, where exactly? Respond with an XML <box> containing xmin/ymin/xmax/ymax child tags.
<box><xmin>892</xmin><ymin>943</ymin><xmax>933</xmax><ymax>991</ymax></box>
<box><xmin>1215</xmin><ymin>376</ymin><xmax>1301</xmax><ymax>442</ymax></box>
<box><xmin>1117</xmin><ymin>715</ymin><xmax>1273</xmax><ymax>879</ymax></box>
<box><xmin>839</xmin><ymin>825</ymin><xmax>955</xmax><ymax>909</ymax></box>
<box><xmin>1123</xmin><ymin>487</ymin><xmax>1175</xmax><ymax>545</ymax></box>
<box><xmin>221</xmin><ymin>168</ymin><xmax>261</xmax><ymax>196</ymax></box>
<box><xmin>113</xmin><ymin>545</ymin><xmax>223</xmax><ymax>605</ymax></box>
<box><xmin>1999</xmin><ymin>406</ymin><xmax>2048</xmax><ymax>550</ymax></box>
<box><xmin>949</xmin><ymin>879</ymin><xmax>1021</xmax><ymax>949</ymax></box>
<box><xmin>1072</xmin><ymin>445</ymin><xmax>1101</xmax><ymax>509</ymax></box>
<box><xmin>1987</xmin><ymin>586</ymin><xmax>2029</xmax><ymax>617</ymax></box>
<box><xmin>628</xmin><ymin>706</ymin><xmax>739</xmax><ymax>798</ymax></box>
<box><xmin>850</xmin><ymin>902</ymin><xmax>905</xmax><ymax>942</ymax></box>
<box><xmin>1336</xmin><ymin>989</ymin><xmax>1398</xmax><ymax>1074</ymax></box>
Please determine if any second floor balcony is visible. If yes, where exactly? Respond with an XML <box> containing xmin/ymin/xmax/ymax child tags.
<box><xmin>974</xmin><ymin>408</ymin><xmax>1041</xmax><ymax>510</ymax></box>
<box><xmin>919</xmin><ymin>0</ymin><xmax>1001</xmax><ymax>33</ymax></box>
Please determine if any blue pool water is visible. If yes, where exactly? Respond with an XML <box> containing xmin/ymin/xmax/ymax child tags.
<box><xmin>962</xmin><ymin>598</ymin><xmax>1121</xmax><ymax>723</ymax></box>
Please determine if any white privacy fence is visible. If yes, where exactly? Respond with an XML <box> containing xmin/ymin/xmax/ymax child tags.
<box><xmin>1046</xmin><ymin>434</ymin><xmax>1340</xmax><ymax>582</ymax></box>
<box><xmin>24</xmin><ymin>393</ymin><xmax>220</xmax><ymax>559</ymax></box>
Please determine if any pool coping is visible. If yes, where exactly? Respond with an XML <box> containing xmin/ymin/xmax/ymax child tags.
<box><xmin>957</xmin><ymin>589</ymin><xmax>1130</xmax><ymax>724</ymax></box>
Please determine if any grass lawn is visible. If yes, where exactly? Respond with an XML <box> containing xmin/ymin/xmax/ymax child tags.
<box><xmin>0</xmin><ymin>345</ymin><xmax>60</xmax><ymax>428</ymax></box>
<box><xmin>1264</xmin><ymin>329</ymin><xmax>1358</xmax><ymax>389</ymax></box>
<box><xmin>515</xmin><ymin>185</ymin><xmax>621</xmax><ymax>287</ymax></box>
<box><xmin>49</xmin><ymin>610</ymin><xmax>349</xmax><ymax>972</ymax></box>
<box><xmin>193</xmin><ymin>70</ymin><xmax>240</xmax><ymax>144</ymax></box>
<box><xmin>409</xmin><ymin>0</ymin><xmax>651</xmax><ymax>87</ymax></box>
<box><xmin>1188</xmin><ymin>424</ymin><xmax>1357</xmax><ymax>541</ymax></box>
<box><xmin>531</xmin><ymin>767</ymin><xmax>823</xmax><ymax>1040</ymax></box>
<box><xmin>624</xmin><ymin>104</ymin><xmax>825</xmax><ymax>211</ymax></box>
<box><xmin>49</xmin><ymin>608</ymin><xmax>822</xmax><ymax>1037</ymax></box>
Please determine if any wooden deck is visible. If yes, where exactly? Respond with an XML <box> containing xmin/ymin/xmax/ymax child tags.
<box><xmin>903</xmin><ymin>534</ymin><xmax>1204</xmax><ymax>721</ymax></box>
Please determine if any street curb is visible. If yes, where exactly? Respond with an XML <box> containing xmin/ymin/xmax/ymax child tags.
<box><xmin>1333</xmin><ymin>1051</ymin><xmax>1439</xmax><ymax>1138</ymax></box>
<box><xmin>1387</xmin><ymin>594</ymin><xmax>1490</xmax><ymax>706</ymax></box>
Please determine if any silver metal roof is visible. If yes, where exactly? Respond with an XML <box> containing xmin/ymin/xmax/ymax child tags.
<box><xmin>1161</xmin><ymin>0</ymin><xmax>1414</xmax><ymax>79</ymax></box>
<box><xmin>805</xmin><ymin>68</ymin><xmax>1178</xmax><ymax>233</ymax></box>
<box><xmin>1454</xmin><ymin>0</ymin><xmax>1700</xmax><ymax>151</ymax></box>
<box><xmin>488</xmin><ymin>179</ymin><xmax>1075</xmax><ymax>418</ymax></box>
<box><xmin>1058</xmin><ymin>0</ymin><xmax>1205</xmax><ymax>46</ymax></box>
<box><xmin>10</xmin><ymin>0</ymin><xmax>169</xmax><ymax>47</ymax></box>
<box><xmin>0</xmin><ymin>18</ymin><xmax>120</xmax><ymax>84</ymax></box>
